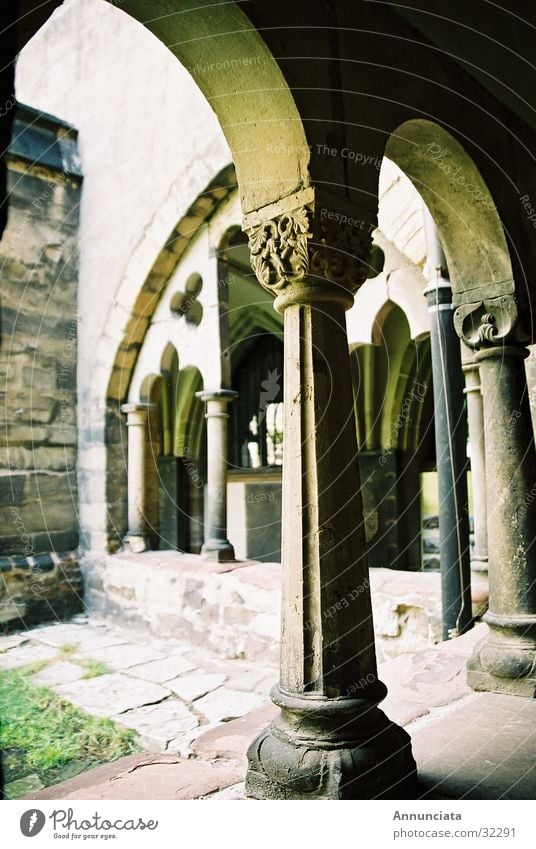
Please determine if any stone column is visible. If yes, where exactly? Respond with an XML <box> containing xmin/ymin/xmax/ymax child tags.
<box><xmin>454</xmin><ymin>296</ymin><xmax>536</xmax><ymax>697</ymax></box>
<box><xmin>423</xmin><ymin>208</ymin><xmax>472</xmax><ymax>640</ymax></box>
<box><xmin>121</xmin><ymin>403</ymin><xmax>153</xmax><ymax>553</ymax></box>
<box><xmin>242</xmin><ymin>188</ymin><xmax>416</xmax><ymax>799</ymax></box>
<box><xmin>424</xmin><ymin>277</ymin><xmax>473</xmax><ymax>639</ymax></box>
<box><xmin>195</xmin><ymin>389</ymin><xmax>237</xmax><ymax>561</ymax></box>
<box><xmin>462</xmin><ymin>349</ymin><xmax>488</xmax><ymax>573</ymax></box>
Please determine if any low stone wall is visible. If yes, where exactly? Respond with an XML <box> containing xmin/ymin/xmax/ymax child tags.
<box><xmin>81</xmin><ymin>553</ymin><xmax>487</xmax><ymax>663</ymax></box>
<box><xmin>0</xmin><ymin>552</ymin><xmax>83</xmax><ymax>631</ymax></box>
<box><xmin>82</xmin><ymin>553</ymin><xmax>280</xmax><ymax>665</ymax></box>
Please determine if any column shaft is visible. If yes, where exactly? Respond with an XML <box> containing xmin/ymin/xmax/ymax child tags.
<box><xmin>243</xmin><ymin>189</ymin><xmax>416</xmax><ymax>799</ymax></box>
<box><xmin>425</xmin><ymin>280</ymin><xmax>473</xmax><ymax>639</ymax></box>
<box><xmin>462</xmin><ymin>357</ymin><xmax>488</xmax><ymax>571</ymax></box>
<box><xmin>121</xmin><ymin>403</ymin><xmax>152</xmax><ymax>553</ymax></box>
<box><xmin>196</xmin><ymin>390</ymin><xmax>236</xmax><ymax>561</ymax></box>
<box><xmin>467</xmin><ymin>346</ymin><xmax>536</xmax><ymax>696</ymax></box>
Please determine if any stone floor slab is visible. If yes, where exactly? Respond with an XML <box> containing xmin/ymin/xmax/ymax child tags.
<box><xmin>167</xmin><ymin>672</ymin><xmax>226</xmax><ymax>703</ymax></box>
<box><xmin>77</xmin><ymin>643</ymin><xmax>165</xmax><ymax>670</ymax></box>
<box><xmin>55</xmin><ymin>673</ymin><xmax>169</xmax><ymax>717</ymax></box>
<box><xmin>194</xmin><ymin>687</ymin><xmax>265</xmax><ymax>723</ymax></box>
<box><xmin>0</xmin><ymin>644</ymin><xmax>59</xmax><ymax>669</ymax></box>
<box><xmin>112</xmin><ymin>699</ymin><xmax>198</xmax><ymax>749</ymax></box>
<box><xmin>26</xmin><ymin>754</ymin><xmax>243</xmax><ymax>800</ymax></box>
<box><xmin>29</xmin><ymin>623</ymin><xmax>127</xmax><ymax>651</ymax></box>
<box><xmin>0</xmin><ymin>634</ymin><xmax>29</xmax><ymax>652</ymax></box>
<box><xmin>412</xmin><ymin>693</ymin><xmax>536</xmax><ymax>799</ymax></box>
<box><xmin>29</xmin><ymin>660</ymin><xmax>85</xmax><ymax>687</ymax></box>
<box><xmin>127</xmin><ymin>655</ymin><xmax>196</xmax><ymax>683</ymax></box>
<box><xmin>192</xmin><ymin>701</ymin><xmax>278</xmax><ymax>763</ymax></box>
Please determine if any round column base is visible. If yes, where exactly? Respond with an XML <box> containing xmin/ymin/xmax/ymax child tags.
<box><xmin>470</xmin><ymin>555</ymin><xmax>489</xmax><ymax>573</ymax></box>
<box><xmin>245</xmin><ymin>686</ymin><xmax>417</xmax><ymax>800</ymax></box>
<box><xmin>201</xmin><ymin>539</ymin><xmax>236</xmax><ymax>562</ymax></box>
<box><xmin>467</xmin><ymin>617</ymin><xmax>536</xmax><ymax>697</ymax></box>
<box><xmin>123</xmin><ymin>534</ymin><xmax>149</xmax><ymax>554</ymax></box>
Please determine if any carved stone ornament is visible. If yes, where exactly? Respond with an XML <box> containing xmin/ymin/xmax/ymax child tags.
<box><xmin>453</xmin><ymin>293</ymin><xmax>529</xmax><ymax>349</ymax></box>
<box><xmin>310</xmin><ymin>212</ymin><xmax>373</xmax><ymax>290</ymax></box>
<box><xmin>244</xmin><ymin>189</ymin><xmax>376</xmax><ymax>300</ymax></box>
<box><xmin>247</xmin><ymin>206</ymin><xmax>312</xmax><ymax>291</ymax></box>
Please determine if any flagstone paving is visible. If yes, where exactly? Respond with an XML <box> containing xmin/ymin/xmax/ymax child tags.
<box><xmin>12</xmin><ymin>621</ymin><xmax>536</xmax><ymax>801</ymax></box>
<box><xmin>0</xmin><ymin>616</ymin><xmax>279</xmax><ymax>781</ymax></box>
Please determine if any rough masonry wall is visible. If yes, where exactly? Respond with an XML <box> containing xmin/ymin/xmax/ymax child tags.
<box><xmin>15</xmin><ymin>0</ymin><xmax>231</xmax><ymax>551</ymax></box>
<box><xmin>0</xmin><ymin>109</ymin><xmax>82</xmax><ymax>629</ymax></box>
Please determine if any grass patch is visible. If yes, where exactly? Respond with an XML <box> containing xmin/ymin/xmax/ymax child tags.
<box><xmin>0</xmin><ymin>665</ymin><xmax>139</xmax><ymax>797</ymax></box>
<box><xmin>58</xmin><ymin>643</ymin><xmax>78</xmax><ymax>656</ymax></box>
<box><xmin>78</xmin><ymin>659</ymin><xmax>112</xmax><ymax>679</ymax></box>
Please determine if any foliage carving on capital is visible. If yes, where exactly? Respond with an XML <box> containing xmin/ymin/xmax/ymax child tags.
<box><xmin>310</xmin><ymin>214</ymin><xmax>373</xmax><ymax>290</ymax></box>
<box><xmin>245</xmin><ymin>198</ymin><xmax>376</xmax><ymax>298</ymax></box>
<box><xmin>247</xmin><ymin>206</ymin><xmax>312</xmax><ymax>292</ymax></box>
<box><xmin>453</xmin><ymin>294</ymin><xmax>529</xmax><ymax>349</ymax></box>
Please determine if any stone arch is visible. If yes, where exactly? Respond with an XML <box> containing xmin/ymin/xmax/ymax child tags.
<box><xmin>384</xmin><ymin>120</ymin><xmax>514</xmax><ymax>296</ymax></box>
<box><xmin>110</xmin><ymin>0</ymin><xmax>309</xmax><ymax>214</ymax></box>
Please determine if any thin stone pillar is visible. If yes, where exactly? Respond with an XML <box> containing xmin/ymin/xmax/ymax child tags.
<box><xmin>242</xmin><ymin>188</ymin><xmax>416</xmax><ymax>799</ymax></box>
<box><xmin>195</xmin><ymin>389</ymin><xmax>237</xmax><ymax>561</ymax></box>
<box><xmin>462</xmin><ymin>349</ymin><xmax>488</xmax><ymax>573</ymax></box>
<box><xmin>455</xmin><ymin>298</ymin><xmax>536</xmax><ymax>696</ymax></box>
<box><xmin>423</xmin><ymin>211</ymin><xmax>473</xmax><ymax>640</ymax></box>
<box><xmin>121</xmin><ymin>403</ymin><xmax>153</xmax><ymax>553</ymax></box>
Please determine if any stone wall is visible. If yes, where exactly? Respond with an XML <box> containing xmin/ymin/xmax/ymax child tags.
<box><xmin>0</xmin><ymin>552</ymin><xmax>82</xmax><ymax>631</ymax></box>
<box><xmin>0</xmin><ymin>104</ymin><xmax>82</xmax><ymax>629</ymax></box>
<box><xmin>82</xmin><ymin>552</ymin><xmax>481</xmax><ymax>664</ymax></box>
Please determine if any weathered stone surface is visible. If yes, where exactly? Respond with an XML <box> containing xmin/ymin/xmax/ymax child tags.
<box><xmin>0</xmin><ymin>634</ymin><xmax>28</xmax><ymax>651</ymax></box>
<box><xmin>380</xmin><ymin>648</ymin><xmax>470</xmax><ymax>708</ymax></box>
<box><xmin>29</xmin><ymin>623</ymin><xmax>126</xmax><ymax>650</ymax></box>
<box><xmin>26</xmin><ymin>754</ymin><xmax>244</xmax><ymax>801</ymax></box>
<box><xmin>30</xmin><ymin>660</ymin><xmax>85</xmax><ymax>687</ymax></box>
<box><xmin>0</xmin><ymin>558</ymin><xmax>83</xmax><ymax>631</ymax></box>
<box><xmin>192</xmin><ymin>701</ymin><xmax>278</xmax><ymax>762</ymax></box>
<box><xmin>55</xmin><ymin>673</ymin><xmax>169</xmax><ymax>716</ymax></box>
<box><xmin>77</xmin><ymin>643</ymin><xmax>165</xmax><ymax>670</ymax></box>
<box><xmin>167</xmin><ymin>672</ymin><xmax>226</xmax><ymax>703</ymax></box>
<box><xmin>195</xmin><ymin>687</ymin><xmax>265</xmax><ymax>723</ymax></box>
<box><xmin>112</xmin><ymin>700</ymin><xmax>198</xmax><ymax>749</ymax></box>
<box><xmin>127</xmin><ymin>655</ymin><xmax>196</xmax><ymax>683</ymax></box>
<box><xmin>412</xmin><ymin>693</ymin><xmax>536</xmax><ymax>799</ymax></box>
<box><xmin>0</xmin><ymin>644</ymin><xmax>58</xmax><ymax>669</ymax></box>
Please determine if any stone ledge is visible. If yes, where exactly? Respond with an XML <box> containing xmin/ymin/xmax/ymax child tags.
<box><xmin>26</xmin><ymin>754</ymin><xmax>243</xmax><ymax>801</ymax></box>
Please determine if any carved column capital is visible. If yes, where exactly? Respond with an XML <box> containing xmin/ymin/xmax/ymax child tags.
<box><xmin>453</xmin><ymin>291</ymin><xmax>529</xmax><ymax>351</ymax></box>
<box><xmin>243</xmin><ymin>187</ymin><xmax>377</xmax><ymax>312</ymax></box>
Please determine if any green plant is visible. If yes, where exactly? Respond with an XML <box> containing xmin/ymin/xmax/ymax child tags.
<box><xmin>0</xmin><ymin>665</ymin><xmax>139</xmax><ymax>797</ymax></box>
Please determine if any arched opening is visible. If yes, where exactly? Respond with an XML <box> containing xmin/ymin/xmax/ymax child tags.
<box><xmin>350</xmin><ymin>302</ymin><xmax>434</xmax><ymax>571</ymax></box>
